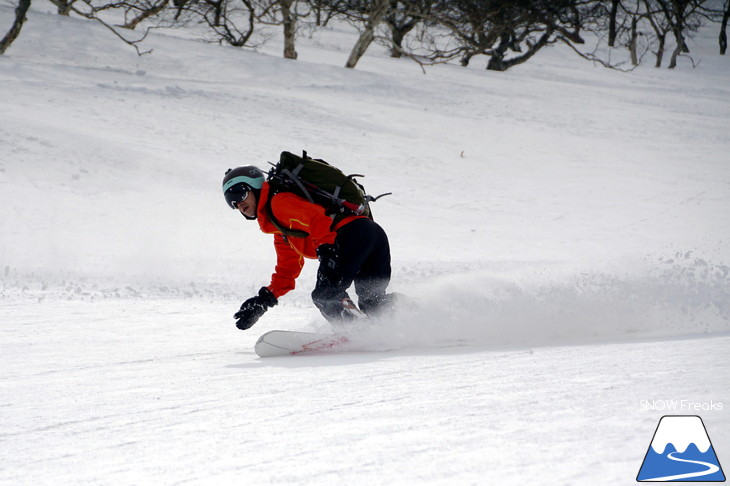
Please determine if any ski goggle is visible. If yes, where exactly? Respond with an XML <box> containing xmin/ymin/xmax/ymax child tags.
<box><xmin>224</xmin><ymin>184</ymin><xmax>250</xmax><ymax>209</ymax></box>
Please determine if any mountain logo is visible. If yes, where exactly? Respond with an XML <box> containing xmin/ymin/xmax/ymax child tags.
<box><xmin>637</xmin><ymin>415</ymin><xmax>726</xmax><ymax>482</ymax></box>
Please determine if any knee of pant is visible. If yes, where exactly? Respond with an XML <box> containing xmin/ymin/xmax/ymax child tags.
<box><xmin>311</xmin><ymin>287</ymin><xmax>326</xmax><ymax>307</ymax></box>
<box><xmin>311</xmin><ymin>294</ymin><xmax>345</xmax><ymax>322</ymax></box>
<box><xmin>311</xmin><ymin>286</ymin><xmax>343</xmax><ymax>307</ymax></box>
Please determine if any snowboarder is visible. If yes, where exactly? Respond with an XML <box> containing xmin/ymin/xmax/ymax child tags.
<box><xmin>222</xmin><ymin>165</ymin><xmax>392</xmax><ymax>330</ymax></box>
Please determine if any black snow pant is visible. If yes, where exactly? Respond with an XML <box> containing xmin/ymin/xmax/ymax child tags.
<box><xmin>311</xmin><ymin>218</ymin><xmax>391</xmax><ymax>322</ymax></box>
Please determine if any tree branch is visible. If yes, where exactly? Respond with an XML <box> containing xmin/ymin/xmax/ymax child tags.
<box><xmin>560</xmin><ymin>36</ymin><xmax>637</xmax><ymax>72</ymax></box>
<box><xmin>71</xmin><ymin>1</ymin><xmax>154</xmax><ymax>55</ymax></box>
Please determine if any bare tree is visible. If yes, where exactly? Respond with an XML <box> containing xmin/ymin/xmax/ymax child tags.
<box><xmin>119</xmin><ymin>0</ymin><xmax>170</xmax><ymax>30</ymax></box>
<box><xmin>49</xmin><ymin>0</ymin><xmax>76</xmax><ymax>15</ymax></box>
<box><xmin>256</xmin><ymin>0</ymin><xmax>301</xmax><ymax>59</ymax></box>
<box><xmin>423</xmin><ymin>0</ymin><xmax>504</xmax><ymax>67</ymax></box>
<box><xmin>62</xmin><ymin>0</ymin><xmax>153</xmax><ymax>54</ymax></box>
<box><xmin>343</xmin><ymin>0</ymin><xmax>391</xmax><ymax>68</ymax></box>
<box><xmin>721</xmin><ymin>0</ymin><xmax>729</xmax><ymax>54</ymax></box>
<box><xmin>648</xmin><ymin>0</ymin><xmax>717</xmax><ymax>68</ymax></box>
<box><xmin>279</xmin><ymin>0</ymin><xmax>298</xmax><ymax>58</ymax></box>
<box><xmin>609</xmin><ymin>1</ymin><xmax>652</xmax><ymax>66</ymax></box>
<box><xmin>0</xmin><ymin>0</ymin><xmax>32</xmax><ymax>55</ymax></box>
<box><xmin>421</xmin><ymin>0</ymin><xmax>591</xmax><ymax>71</ymax></box>
<box><xmin>383</xmin><ymin>0</ymin><xmax>431</xmax><ymax>57</ymax></box>
<box><xmin>605</xmin><ymin>0</ymin><xmax>721</xmax><ymax>68</ymax></box>
<box><xmin>309</xmin><ymin>0</ymin><xmax>344</xmax><ymax>25</ymax></box>
<box><xmin>175</xmin><ymin>0</ymin><xmax>256</xmax><ymax>46</ymax></box>
<box><xmin>640</xmin><ymin>0</ymin><xmax>671</xmax><ymax>66</ymax></box>
<box><xmin>607</xmin><ymin>0</ymin><xmax>622</xmax><ymax>45</ymax></box>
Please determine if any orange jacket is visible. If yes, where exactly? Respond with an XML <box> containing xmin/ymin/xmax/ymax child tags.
<box><xmin>257</xmin><ymin>182</ymin><xmax>366</xmax><ymax>298</ymax></box>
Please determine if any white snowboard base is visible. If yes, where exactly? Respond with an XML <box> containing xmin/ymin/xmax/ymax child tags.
<box><xmin>254</xmin><ymin>330</ymin><xmax>349</xmax><ymax>357</ymax></box>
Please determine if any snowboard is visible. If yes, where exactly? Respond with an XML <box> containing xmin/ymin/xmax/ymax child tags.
<box><xmin>255</xmin><ymin>330</ymin><xmax>350</xmax><ymax>358</ymax></box>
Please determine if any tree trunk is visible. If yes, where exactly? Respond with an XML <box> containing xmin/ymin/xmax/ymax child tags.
<box><xmin>48</xmin><ymin>0</ymin><xmax>73</xmax><ymax>16</ymax></box>
<box><xmin>345</xmin><ymin>0</ymin><xmax>389</xmax><ymax>69</ymax></box>
<box><xmin>488</xmin><ymin>28</ymin><xmax>553</xmax><ymax>72</ymax></box>
<box><xmin>668</xmin><ymin>28</ymin><xmax>684</xmax><ymax>68</ymax></box>
<box><xmin>345</xmin><ymin>29</ymin><xmax>375</xmax><ymax>68</ymax></box>
<box><xmin>629</xmin><ymin>16</ymin><xmax>639</xmax><ymax>65</ymax></box>
<box><xmin>280</xmin><ymin>0</ymin><xmax>297</xmax><ymax>60</ymax></box>
<box><xmin>212</xmin><ymin>0</ymin><xmax>222</xmax><ymax>27</ymax></box>
<box><xmin>385</xmin><ymin>6</ymin><xmax>417</xmax><ymax>59</ymax></box>
<box><xmin>0</xmin><ymin>0</ymin><xmax>32</xmax><ymax>55</ymax></box>
<box><xmin>486</xmin><ymin>32</ymin><xmax>511</xmax><ymax>71</ymax></box>
<box><xmin>720</xmin><ymin>3</ymin><xmax>729</xmax><ymax>55</ymax></box>
<box><xmin>608</xmin><ymin>0</ymin><xmax>621</xmax><ymax>47</ymax></box>
<box><xmin>389</xmin><ymin>23</ymin><xmax>405</xmax><ymax>58</ymax></box>
<box><xmin>655</xmin><ymin>32</ymin><xmax>665</xmax><ymax>67</ymax></box>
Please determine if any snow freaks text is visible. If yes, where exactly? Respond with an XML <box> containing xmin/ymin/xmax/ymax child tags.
<box><xmin>640</xmin><ymin>400</ymin><xmax>725</xmax><ymax>412</ymax></box>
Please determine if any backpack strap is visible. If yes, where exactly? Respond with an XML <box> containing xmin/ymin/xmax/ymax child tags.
<box><xmin>281</xmin><ymin>165</ymin><xmax>315</xmax><ymax>204</ymax></box>
<box><xmin>264</xmin><ymin>192</ymin><xmax>310</xmax><ymax>239</ymax></box>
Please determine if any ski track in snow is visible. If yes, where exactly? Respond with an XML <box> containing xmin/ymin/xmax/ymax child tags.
<box><xmin>1</xmin><ymin>4</ymin><xmax>730</xmax><ymax>485</ymax></box>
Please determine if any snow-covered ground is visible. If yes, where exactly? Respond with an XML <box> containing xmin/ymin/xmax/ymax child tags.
<box><xmin>1</xmin><ymin>6</ymin><xmax>729</xmax><ymax>485</ymax></box>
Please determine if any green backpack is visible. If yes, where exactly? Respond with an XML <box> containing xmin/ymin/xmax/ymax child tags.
<box><xmin>265</xmin><ymin>150</ymin><xmax>390</xmax><ymax>238</ymax></box>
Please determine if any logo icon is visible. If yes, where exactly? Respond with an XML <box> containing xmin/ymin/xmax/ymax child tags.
<box><xmin>637</xmin><ymin>415</ymin><xmax>725</xmax><ymax>482</ymax></box>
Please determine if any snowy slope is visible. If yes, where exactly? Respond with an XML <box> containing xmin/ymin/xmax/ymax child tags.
<box><xmin>1</xmin><ymin>5</ymin><xmax>729</xmax><ymax>485</ymax></box>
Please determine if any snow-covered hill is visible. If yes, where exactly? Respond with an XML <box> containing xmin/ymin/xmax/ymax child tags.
<box><xmin>1</xmin><ymin>5</ymin><xmax>729</xmax><ymax>485</ymax></box>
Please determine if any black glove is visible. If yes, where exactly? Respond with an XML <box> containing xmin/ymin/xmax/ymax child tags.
<box><xmin>234</xmin><ymin>287</ymin><xmax>278</xmax><ymax>330</ymax></box>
